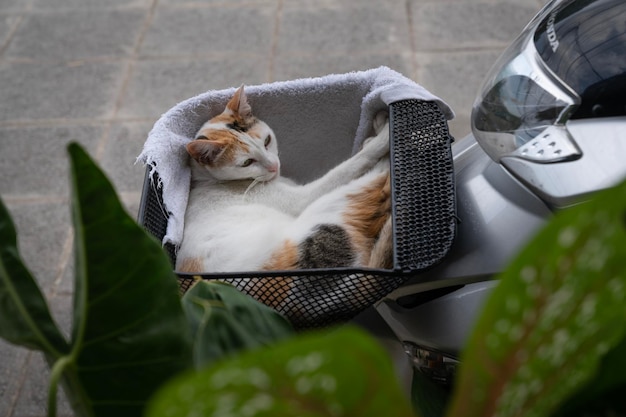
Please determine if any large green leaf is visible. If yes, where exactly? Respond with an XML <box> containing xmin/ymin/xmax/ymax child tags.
<box><xmin>53</xmin><ymin>143</ymin><xmax>193</xmax><ymax>416</ymax></box>
<box><xmin>552</xmin><ymin>335</ymin><xmax>626</xmax><ymax>416</ymax></box>
<box><xmin>182</xmin><ymin>280</ymin><xmax>294</xmax><ymax>368</ymax></box>
<box><xmin>0</xmin><ymin>198</ymin><xmax>69</xmax><ymax>355</ymax></box>
<box><xmin>446</xmin><ymin>179</ymin><xmax>626</xmax><ymax>417</ymax></box>
<box><xmin>146</xmin><ymin>326</ymin><xmax>416</xmax><ymax>417</ymax></box>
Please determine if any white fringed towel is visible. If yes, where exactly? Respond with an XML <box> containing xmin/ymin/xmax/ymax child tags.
<box><xmin>137</xmin><ymin>66</ymin><xmax>454</xmax><ymax>249</ymax></box>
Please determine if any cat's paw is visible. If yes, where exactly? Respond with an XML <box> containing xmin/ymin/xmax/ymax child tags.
<box><xmin>361</xmin><ymin>121</ymin><xmax>390</xmax><ymax>159</ymax></box>
<box><xmin>373</xmin><ymin>111</ymin><xmax>389</xmax><ymax>134</ymax></box>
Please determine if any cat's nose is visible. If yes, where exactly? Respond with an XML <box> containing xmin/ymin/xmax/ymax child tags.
<box><xmin>267</xmin><ymin>162</ymin><xmax>279</xmax><ymax>173</ymax></box>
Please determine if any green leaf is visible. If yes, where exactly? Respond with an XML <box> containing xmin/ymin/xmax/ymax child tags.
<box><xmin>53</xmin><ymin>143</ymin><xmax>192</xmax><ymax>417</ymax></box>
<box><xmin>146</xmin><ymin>326</ymin><xmax>416</xmax><ymax>417</ymax></box>
<box><xmin>0</xmin><ymin>198</ymin><xmax>69</xmax><ymax>356</ymax></box>
<box><xmin>552</xmin><ymin>335</ymin><xmax>626</xmax><ymax>416</ymax></box>
<box><xmin>447</xmin><ymin>179</ymin><xmax>626</xmax><ymax>417</ymax></box>
<box><xmin>411</xmin><ymin>370</ymin><xmax>450</xmax><ymax>417</ymax></box>
<box><xmin>182</xmin><ymin>280</ymin><xmax>294</xmax><ymax>368</ymax></box>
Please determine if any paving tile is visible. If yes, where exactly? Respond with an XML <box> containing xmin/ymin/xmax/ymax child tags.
<box><xmin>3</xmin><ymin>201</ymin><xmax>72</xmax><ymax>293</ymax></box>
<box><xmin>0</xmin><ymin>125</ymin><xmax>102</xmax><ymax>196</ymax></box>
<box><xmin>11</xmin><ymin>352</ymin><xmax>73</xmax><ymax>417</ymax></box>
<box><xmin>158</xmin><ymin>0</ymin><xmax>275</xmax><ymax>4</ymax></box>
<box><xmin>272</xmin><ymin>51</ymin><xmax>413</xmax><ymax>83</ymax></box>
<box><xmin>0</xmin><ymin>15</ymin><xmax>20</xmax><ymax>50</ymax></box>
<box><xmin>277</xmin><ymin>2</ymin><xmax>411</xmax><ymax>56</ymax></box>
<box><xmin>0</xmin><ymin>0</ymin><xmax>31</xmax><ymax>12</ymax></box>
<box><xmin>99</xmin><ymin>121</ymin><xmax>153</xmax><ymax>194</ymax></box>
<box><xmin>0</xmin><ymin>61</ymin><xmax>124</xmax><ymax>122</ymax></box>
<box><xmin>53</xmin><ymin>251</ymin><xmax>74</xmax><ymax>297</ymax></box>
<box><xmin>117</xmin><ymin>57</ymin><xmax>269</xmax><ymax>120</ymax></box>
<box><xmin>30</xmin><ymin>0</ymin><xmax>151</xmax><ymax>9</ymax></box>
<box><xmin>0</xmin><ymin>340</ymin><xmax>29</xmax><ymax>417</ymax></box>
<box><xmin>48</xmin><ymin>293</ymin><xmax>73</xmax><ymax>347</ymax></box>
<box><xmin>283</xmin><ymin>0</ymin><xmax>406</xmax><ymax>8</ymax></box>
<box><xmin>140</xmin><ymin>4</ymin><xmax>275</xmax><ymax>58</ymax></box>
<box><xmin>410</xmin><ymin>1</ymin><xmax>540</xmax><ymax>51</ymax></box>
<box><xmin>417</xmin><ymin>50</ymin><xmax>503</xmax><ymax>138</ymax></box>
<box><xmin>121</xmin><ymin>191</ymin><xmax>142</xmax><ymax>218</ymax></box>
<box><xmin>413</xmin><ymin>0</ymin><xmax>543</xmax><ymax>3</ymax></box>
<box><xmin>4</xmin><ymin>8</ymin><xmax>145</xmax><ymax>61</ymax></box>
<box><xmin>447</xmin><ymin>113</ymin><xmax>471</xmax><ymax>143</ymax></box>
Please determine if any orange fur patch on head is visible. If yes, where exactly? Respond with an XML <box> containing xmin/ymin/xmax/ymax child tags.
<box><xmin>212</xmin><ymin>85</ymin><xmax>257</xmax><ymax>132</ymax></box>
<box><xmin>178</xmin><ymin>257</ymin><xmax>204</xmax><ymax>273</ymax></box>
<box><xmin>187</xmin><ymin>128</ymin><xmax>250</xmax><ymax>167</ymax></box>
<box><xmin>211</xmin><ymin>112</ymin><xmax>257</xmax><ymax>133</ymax></box>
<box><xmin>343</xmin><ymin>173</ymin><xmax>392</xmax><ymax>265</ymax></box>
<box><xmin>247</xmin><ymin>122</ymin><xmax>267</xmax><ymax>140</ymax></box>
<box><xmin>226</xmin><ymin>85</ymin><xmax>252</xmax><ymax>118</ymax></box>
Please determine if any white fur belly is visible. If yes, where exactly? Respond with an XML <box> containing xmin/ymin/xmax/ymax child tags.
<box><xmin>177</xmin><ymin>203</ymin><xmax>294</xmax><ymax>272</ymax></box>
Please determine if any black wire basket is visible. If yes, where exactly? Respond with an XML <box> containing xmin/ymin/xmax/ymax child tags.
<box><xmin>138</xmin><ymin>99</ymin><xmax>456</xmax><ymax>330</ymax></box>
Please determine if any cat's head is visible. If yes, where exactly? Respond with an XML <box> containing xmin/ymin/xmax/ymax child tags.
<box><xmin>187</xmin><ymin>85</ymin><xmax>280</xmax><ymax>182</ymax></box>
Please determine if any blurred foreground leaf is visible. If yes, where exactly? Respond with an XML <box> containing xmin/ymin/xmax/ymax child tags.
<box><xmin>147</xmin><ymin>326</ymin><xmax>416</xmax><ymax>417</ymax></box>
<box><xmin>0</xmin><ymin>143</ymin><xmax>193</xmax><ymax>417</ymax></box>
<box><xmin>61</xmin><ymin>143</ymin><xmax>192</xmax><ymax>416</ymax></box>
<box><xmin>447</xmin><ymin>179</ymin><xmax>626</xmax><ymax>417</ymax></box>
<box><xmin>411</xmin><ymin>369</ymin><xmax>450</xmax><ymax>417</ymax></box>
<box><xmin>0</xmin><ymin>199</ymin><xmax>69</xmax><ymax>356</ymax></box>
<box><xmin>552</xmin><ymin>335</ymin><xmax>626</xmax><ymax>416</ymax></box>
<box><xmin>182</xmin><ymin>280</ymin><xmax>294</xmax><ymax>368</ymax></box>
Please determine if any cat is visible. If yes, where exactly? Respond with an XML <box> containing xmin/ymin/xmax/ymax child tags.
<box><xmin>176</xmin><ymin>85</ymin><xmax>393</xmax><ymax>307</ymax></box>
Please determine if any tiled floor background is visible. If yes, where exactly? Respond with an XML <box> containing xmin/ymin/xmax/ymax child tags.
<box><xmin>0</xmin><ymin>0</ymin><xmax>544</xmax><ymax>415</ymax></box>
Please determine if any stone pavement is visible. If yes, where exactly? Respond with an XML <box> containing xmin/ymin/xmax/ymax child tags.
<box><xmin>0</xmin><ymin>0</ymin><xmax>544</xmax><ymax>415</ymax></box>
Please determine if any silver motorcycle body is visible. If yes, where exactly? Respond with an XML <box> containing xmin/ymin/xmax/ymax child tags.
<box><xmin>371</xmin><ymin>0</ymin><xmax>626</xmax><ymax>385</ymax></box>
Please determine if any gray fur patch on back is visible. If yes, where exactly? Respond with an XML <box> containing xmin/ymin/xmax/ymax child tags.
<box><xmin>298</xmin><ymin>224</ymin><xmax>355</xmax><ymax>269</ymax></box>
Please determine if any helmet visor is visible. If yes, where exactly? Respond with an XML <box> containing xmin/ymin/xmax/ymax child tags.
<box><xmin>471</xmin><ymin>1</ymin><xmax>582</xmax><ymax>162</ymax></box>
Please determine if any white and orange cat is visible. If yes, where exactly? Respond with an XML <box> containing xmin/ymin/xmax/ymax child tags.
<box><xmin>176</xmin><ymin>86</ymin><xmax>393</xmax><ymax>284</ymax></box>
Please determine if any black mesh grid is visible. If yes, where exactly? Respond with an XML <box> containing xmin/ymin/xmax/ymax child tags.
<box><xmin>390</xmin><ymin>100</ymin><xmax>456</xmax><ymax>271</ymax></box>
<box><xmin>137</xmin><ymin>99</ymin><xmax>456</xmax><ymax>330</ymax></box>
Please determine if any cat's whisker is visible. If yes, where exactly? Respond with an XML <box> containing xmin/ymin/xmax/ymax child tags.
<box><xmin>244</xmin><ymin>178</ymin><xmax>261</xmax><ymax>197</ymax></box>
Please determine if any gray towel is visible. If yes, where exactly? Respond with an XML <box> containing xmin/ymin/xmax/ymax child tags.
<box><xmin>137</xmin><ymin>66</ymin><xmax>454</xmax><ymax>249</ymax></box>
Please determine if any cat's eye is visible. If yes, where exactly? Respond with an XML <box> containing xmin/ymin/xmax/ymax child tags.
<box><xmin>196</xmin><ymin>135</ymin><xmax>208</xmax><ymax>140</ymax></box>
<box><xmin>241</xmin><ymin>159</ymin><xmax>255</xmax><ymax>167</ymax></box>
<box><xmin>264</xmin><ymin>135</ymin><xmax>271</xmax><ymax>147</ymax></box>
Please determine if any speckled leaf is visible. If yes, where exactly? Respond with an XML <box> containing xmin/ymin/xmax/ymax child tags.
<box><xmin>146</xmin><ymin>326</ymin><xmax>416</xmax><ymax>417</ymax></box>
<box><xmin>447</xmin><ymin>179</ymin><xmax>626</xmax><ymax>417</ymax></box>
<box><xmin>552</xmin><ymin>335</ymin><xmax>626</xmax><ymax>416</ymax></box>
<box><xmin>182</xmin><ymin>280</ymin><xmax>294</xmax><ymax>368</ymax></box>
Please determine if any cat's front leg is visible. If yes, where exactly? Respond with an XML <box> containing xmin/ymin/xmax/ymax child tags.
<box><xmin>359</xmin><ymin>119</ymin><xmax>390</xmax><ymax>162</ymax></box>
<box><xmin>285</xmin><ymin>120</ymin><xmax>390</xmax><ymax>214</ymax></box>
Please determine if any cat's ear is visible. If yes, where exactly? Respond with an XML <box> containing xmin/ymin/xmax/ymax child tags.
<box><xmin>226</xmin><ymin>84</ymin><xmax>253</xmax><ymax>121</ymax></box>
<box><xmin>186</xmin><ymin>140</ymin><xmax>223</xmax><ymax>165</ymax></box>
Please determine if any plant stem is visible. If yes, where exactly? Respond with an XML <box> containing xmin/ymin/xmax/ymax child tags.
<box><xmin>48</xmin><ymin>355</ymin><xmax>72</xmax><ymax>417</ymax></box>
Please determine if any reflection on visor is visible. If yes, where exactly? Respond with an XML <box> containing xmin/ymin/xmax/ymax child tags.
<box><xmin>473</xmin><ymin>75</ymin><xmax>570</xmax><ymax>148</ymax></box>
<box><xmin>470</xmin><ymin>1</ymin><xmax>582</xmax><ymax>163</ymax></box>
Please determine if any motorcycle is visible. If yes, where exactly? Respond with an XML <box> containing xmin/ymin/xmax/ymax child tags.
<box><xmin>370</xmin><ymin>0</ymin><xmax>626</xmax><ymax>388</ymax></box>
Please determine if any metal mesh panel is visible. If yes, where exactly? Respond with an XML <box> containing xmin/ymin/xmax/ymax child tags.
<box><xmin>138</xmin><ymin>99</ymin><xmax>456</xmax><ymax>330</ymax></box>
<box><xmin>391</xmin><ymin>100</ymin><xmax>456</xmax><ymax>271</ymax></box>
